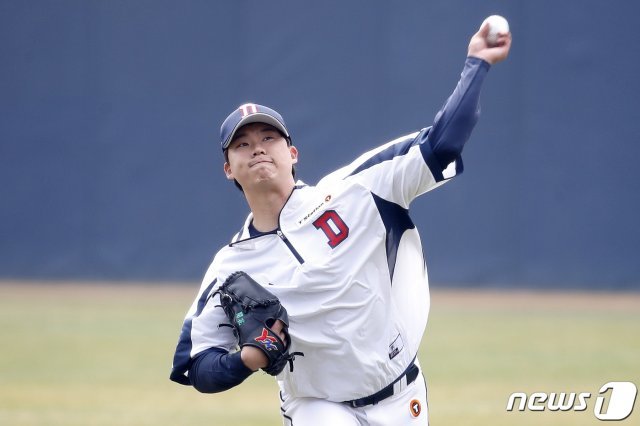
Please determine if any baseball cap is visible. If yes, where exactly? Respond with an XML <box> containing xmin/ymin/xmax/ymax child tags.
<box><xmin>220</xmin><ymin>103</ymin><xmax>290</xmax><ymax>150</ymax></box>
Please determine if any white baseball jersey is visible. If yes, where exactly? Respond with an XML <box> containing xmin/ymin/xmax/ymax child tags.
<box><xmin>171</xmin><ymin>56</ymin><xmax>490</xmax><ymax>405</ymax></box>
<box><xmin>174</xmin><ymin>128</ymin><xmax>460</xmax><ymax>401</ymax></box>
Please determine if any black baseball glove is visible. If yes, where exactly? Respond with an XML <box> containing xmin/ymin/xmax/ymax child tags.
<box><xmin>214</xmin><ymin>271</ymin><xmax>302</xmax><ymax>376</ymax></box>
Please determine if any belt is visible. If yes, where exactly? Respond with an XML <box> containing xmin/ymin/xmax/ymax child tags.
<box><xmin>344</xmin><ymin>359</ymin><xmax>420</xmax><ymax>408</ymax></box>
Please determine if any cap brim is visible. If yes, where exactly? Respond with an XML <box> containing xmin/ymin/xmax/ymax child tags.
<box><xmin>222</xmin><ymin>113</ymin><xmax>290</xmax><ymax>149</ymax></box>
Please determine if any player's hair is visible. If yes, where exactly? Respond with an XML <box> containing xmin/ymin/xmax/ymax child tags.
<box><xmin>224</xmin><ymin>133</ymin><xmax>296</xmax><ymax>192</ymax></box>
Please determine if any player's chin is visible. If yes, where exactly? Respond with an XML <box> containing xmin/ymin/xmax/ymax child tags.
<box><xmin>251</xmin><ymin>165</ymin><xmax>277</xmax><ymax>177</ymax></box>
<box><xmin>252</xmin><ymin>170</ymin><xmax>280</xmax><ymax>185</ymax></box>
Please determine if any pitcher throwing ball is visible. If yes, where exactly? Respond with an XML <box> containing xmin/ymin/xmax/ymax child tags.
<box><xmin>170</xmin><ymin>19</ymin><xmax>511</xmax><ymax>425</ymax></box>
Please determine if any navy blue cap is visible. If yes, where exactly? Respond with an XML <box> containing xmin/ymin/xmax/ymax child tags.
<box><xmin>220</xmin><ymin>103</ymin><xmax>290</xmax><ymax>150</ymax></box>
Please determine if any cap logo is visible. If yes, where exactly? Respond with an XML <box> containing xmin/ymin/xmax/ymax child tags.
<box><xmin>239</xmin><ymin>103</ymin><xmax>258</xmax><ymax>117</ymax></box>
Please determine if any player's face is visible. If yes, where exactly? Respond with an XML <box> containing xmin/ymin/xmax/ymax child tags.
<box><xmin>223</xmin><ymin>123</ymin><xmax>298</xmax><ymax>192</ymax></box>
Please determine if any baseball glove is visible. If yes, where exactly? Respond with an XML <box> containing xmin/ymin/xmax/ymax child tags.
<box><xmin>214</xmin><ymin>271</ymin><xmax>302</xmax><ymax>376</ymax></box>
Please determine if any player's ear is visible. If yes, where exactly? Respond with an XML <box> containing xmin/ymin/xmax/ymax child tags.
<box><xmin>223</xmin><ymin>162</ymin><xmax>234</xmax><ymax>180</ymax></box>
<box><xmin>289</xmin><ymin>145</ymin><xmax>298</xmax><ymax>165</ymax></box>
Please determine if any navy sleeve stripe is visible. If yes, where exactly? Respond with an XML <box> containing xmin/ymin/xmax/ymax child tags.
<box><xmin>346</xmin><ymin>134</ymin><xmax>420</xmax><ymax>178</ymax></box>
<box><xmin>345</xmin><ymin>127</ymin><xmax>455</xmax><ymax>184</ymax></box>
<box><xmin>169</xmin><ymin>279</ymin><xmax>217</xmax><ymax>385</ymax></box>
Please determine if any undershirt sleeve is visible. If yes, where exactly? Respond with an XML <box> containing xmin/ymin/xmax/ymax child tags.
<box><xmin>421</xmin><ymin>56</ymin><xmax>491</xmax><ymax>171</ymax></box>
<box><xmin>188</xmin><ymin>347</ymin><xmax>254</xmax><ymax>393</ymax></box>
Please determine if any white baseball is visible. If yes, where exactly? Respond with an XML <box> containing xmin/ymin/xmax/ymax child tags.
<box><xmin>483</xmin><ymin>15</ymin><xmax>509</xmax><ymax>46</ymax></box>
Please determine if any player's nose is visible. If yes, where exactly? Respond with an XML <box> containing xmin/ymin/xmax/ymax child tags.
<box><xmin>251</xmin><ymin>143</ymin><xmax>267</xmax><ymax>157</ymax></box>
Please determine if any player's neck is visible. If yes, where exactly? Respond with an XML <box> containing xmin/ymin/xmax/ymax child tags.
<box><xmin>244</xmin><ymin>182</ymin><xmax>295</xmax><ymax>232</ymax></box>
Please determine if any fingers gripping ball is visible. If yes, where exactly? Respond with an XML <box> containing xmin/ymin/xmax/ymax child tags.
<box><xmin>483</xmin><ymin>15</ymin><xmax>510</xmax><ymax>46</ymax></box>
<box><xmin>215</xmin><ymin>271</ymin><xmax>303</xmax><ymax>376</ymax></box>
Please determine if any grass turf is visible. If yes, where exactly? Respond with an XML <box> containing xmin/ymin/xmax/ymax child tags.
<box><xmin>0</xmin><ymin>282</ymin><xmax>638</xmax><ymax>425</ymax></box>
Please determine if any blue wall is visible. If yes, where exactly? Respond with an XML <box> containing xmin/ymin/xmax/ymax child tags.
<box><xmin>1</xmin><ymin>1</ymin><xmax>639</xmax><ymax>289</ymax></box>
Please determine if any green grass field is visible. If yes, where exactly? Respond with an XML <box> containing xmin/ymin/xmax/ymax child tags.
<box><xmin>1</xmin><ymin>282</ymin><xmax>638</xmax><ymax>425</ymax></box>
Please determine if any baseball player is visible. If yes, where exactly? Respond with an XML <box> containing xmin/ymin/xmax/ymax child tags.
<box><xmin>170</xmin><ymin>21</ymin><xmax>511</xmax><ymax>425</ymax></box>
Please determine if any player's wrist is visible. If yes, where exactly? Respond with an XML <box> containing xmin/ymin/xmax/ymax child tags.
<box><xmin>240</xmin><ymin>345</ymin><xmax>268</xmax><ymax>371</ymax></box>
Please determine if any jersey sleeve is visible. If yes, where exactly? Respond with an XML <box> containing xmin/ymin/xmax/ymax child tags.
<box><xmin>318</xmin><ymin>56</ymin><xmax>490</xmax><ymax>208</ymax></box>
<box><xmin>169</xmin><ymin>263</ymin><xmax>238</xmax><ymax>386</ymax></box>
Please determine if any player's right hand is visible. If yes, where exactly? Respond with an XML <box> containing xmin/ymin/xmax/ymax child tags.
<box><xmin>467</xmin><ymin>21</ymin><xmax>512</xmax><ymax>65</ymax></box>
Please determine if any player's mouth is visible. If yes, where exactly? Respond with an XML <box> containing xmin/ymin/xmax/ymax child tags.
<box><xmin>249</xmin><ymin>158</ymin><xmax>274</xmax><ymax>167</ymax></box>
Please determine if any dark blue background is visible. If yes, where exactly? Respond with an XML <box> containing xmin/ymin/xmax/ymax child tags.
<box><xmin>1</xmin><ymin>1</ymin><xmax>638</xmax><ymax>289</ymax></box>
